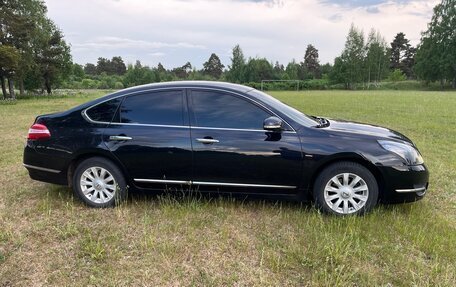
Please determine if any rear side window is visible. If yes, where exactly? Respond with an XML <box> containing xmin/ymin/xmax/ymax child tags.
<box><xmin>191</xmin><ymin>90</ymin><xmax>271</xmax><ymax>129</ymax></box>
<box><xmin>120</xmin><ymin>90</ymin><xmax>184</xmax><ymax>125</ymax></box>
<box><xmin>86</xmin><ymin>98</ymin><xmax>122</xmax><ymax>123</ymax></box>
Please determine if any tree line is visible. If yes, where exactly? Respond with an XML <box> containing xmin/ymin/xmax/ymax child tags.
<box><xmin>331</xmin><ymin>0</ymin><xmax>455</xmax><ymax>90</ymax></box>
<box><xmin>1</xmin><ymin>0</ymin><xmax>454</xmax><ymax>99</ymax></box>
<box><xmin>68</xmin><ymin>45</ymin><xmax>325</xmax><ymax>90</ymax></box>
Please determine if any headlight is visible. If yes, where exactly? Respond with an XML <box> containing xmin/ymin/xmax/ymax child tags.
<box><xmin>378</xmin><ymin>140</ymin><xmax>424</xmax><ymax>165</ymax></box>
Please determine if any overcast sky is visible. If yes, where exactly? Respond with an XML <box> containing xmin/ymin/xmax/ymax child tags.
<box><xmin>44</xmin><ymin>0</ymin><xmax>438</xmax><ymax>69</ymax></box>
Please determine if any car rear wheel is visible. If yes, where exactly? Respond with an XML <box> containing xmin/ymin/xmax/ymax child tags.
<box><xmin>313</xmin><ymin>161</ymin><xmax>378</xmax><ymax>215</ymax></box>
<box><xmin>73</xmin><ymin>157</ymin><xmax>126</xmax><ymax>208</ymax></box>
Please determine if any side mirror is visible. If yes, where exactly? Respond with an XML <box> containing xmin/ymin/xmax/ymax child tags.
<box><xmin>263</xmin><ymin>116</ymin><xmax>283</xmax><ymax>131</ymax></box>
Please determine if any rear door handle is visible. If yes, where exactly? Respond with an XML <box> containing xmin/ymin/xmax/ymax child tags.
<box><xmin>109</xmin><ymin>135</ymin><xmax>132</xmax><ymax>141</ymax></box>
<box><xmin>196</xmin><ymin>138</ymin><xmax>219</xmax><ymax>144</ymax></box>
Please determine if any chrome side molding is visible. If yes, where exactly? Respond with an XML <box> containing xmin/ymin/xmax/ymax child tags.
<box><xmin>23</xmin><ymin>164</ymin><xmax>60</xmax><ymax>173</ymax></box>
<box><xmin>134</xmin><ymin>179</ymin><xmax>192</xmax><ymax>185</ymax></box>
<box><xmin>134</xmin><ymin>178</ymin><xmax>296</xmax><ymax>189</ymax></box>
<box><xmin>192</xmin><ymin>181</ymin><xmax>296</xmax><ymax>189</ymax></box>
<box><xmin>395</xmin><ymin>187</ymin><xmax>426</xmax><ymax>193</ymax></box>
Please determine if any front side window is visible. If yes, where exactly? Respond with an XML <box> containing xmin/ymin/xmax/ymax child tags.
<box><xmin>191</xmin><ymin>90</ymin><xmax>272</xmax><ymax>130</ymax></box>
<box><xmin>120</xmin><ymin>90</ymin><xmax>184</xmax><ymax>125</ymax></box>
<box><xmin>86</xmin><ymin>98</ymin><xmax>122</xmax><ymax>123</ymax></box>
<box><xmin>248</xmin><ymin>89</ymin><xmax>318</xmax><ymax>127</ymax></box>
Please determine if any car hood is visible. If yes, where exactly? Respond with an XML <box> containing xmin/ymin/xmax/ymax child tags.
<box><xmin>321</xmin><ymin>119</ymin><xmax>413</xmax><ymax>144</ymax></box>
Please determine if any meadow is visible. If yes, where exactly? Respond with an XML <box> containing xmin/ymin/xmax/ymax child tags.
<box><xmin>0</xmin><ymin>90</ymin><xmax>455</xmax><ymax>286</ymax></box>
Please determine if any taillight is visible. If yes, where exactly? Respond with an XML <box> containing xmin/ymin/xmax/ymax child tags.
<box><xmin>28</xmin><ymin>123</ymin><xmax>51</xmax><ymax>140</ymax></box>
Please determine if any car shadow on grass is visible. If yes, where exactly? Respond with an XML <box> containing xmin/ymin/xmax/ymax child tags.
<box><xmin>43</xmin><ymin>183</ymin><xmax>423</xmax><ymax>217</ymax></box>
<box><xmin>126</xmin><ymin>186</ymin><xmax>314</xmax><ymax>210</ymax></box>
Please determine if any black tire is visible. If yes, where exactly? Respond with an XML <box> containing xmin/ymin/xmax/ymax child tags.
<box><xmin>313</xmin><ymin>161</ymin><xmax>378</xmax><ymax>215</ymax></box>
<box><xmin>72</xmin><ymin>157</ymin><xmax>127</xmax><ymax>208</ymax></box>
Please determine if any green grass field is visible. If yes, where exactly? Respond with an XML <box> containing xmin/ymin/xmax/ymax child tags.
<box><xmin>1</xmin><ymin>90</ymin><xmax>455</xmax><ymax>286</ymax></box>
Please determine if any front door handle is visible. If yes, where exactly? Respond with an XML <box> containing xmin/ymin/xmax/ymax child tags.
<box><xmin>109</xmin><ymin>135</ymin><xmax>132</xmax><ymax>141</ymax></box>
<box><xmin>196</xmin><ymin>138</ymin><xmax>219</xmax><ymax>144</ymax></box>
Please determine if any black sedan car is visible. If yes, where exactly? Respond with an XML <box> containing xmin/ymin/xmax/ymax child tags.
<box><xmin>23</xmin><ymin>81</ymin><xmax>429</xmax><ymax>215</ymax></box>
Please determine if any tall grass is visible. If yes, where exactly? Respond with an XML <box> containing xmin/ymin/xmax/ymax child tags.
<box><xmin>0</xmin><ymin>90</ymin><xmax>455</xmax><ymax>286</ymax></box>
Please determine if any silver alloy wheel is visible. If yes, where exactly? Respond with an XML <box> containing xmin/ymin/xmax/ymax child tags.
<box><xmin>80</xmin><ymin>166</ymin><xmax>117</xmax><ymax>204</ymax></box>
<box><xmin>323</xmin><ymin>172</ymin><xmax>369</xmax><ymax>214</ymax></box>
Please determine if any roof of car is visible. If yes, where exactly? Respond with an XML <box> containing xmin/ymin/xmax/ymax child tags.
<box><xmin>74</xmin><ymin>81</ymin><xmax>258</xmax><ymax>112</ymax></box>
<box><xmin>116</xmin><ymin>81</ymin><xmax>254</xmax><ymax>94</ymax></box>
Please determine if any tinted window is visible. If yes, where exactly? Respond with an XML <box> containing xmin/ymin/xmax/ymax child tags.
<box><xmin>86</xmin><ymin>98</ymin><xmax>122</xmax><ymax>123</ymax></box>
<box><xmin>191</xmin><ymin>90</ymin><xmax>271</xmax><ymax>129</ymax></box>
<box><xmin>248</xmin><ymin>89</ymin><xmax>318</xmax><ymax>127</ymax></box>
<box><xmin>120</xmin><ymin>90</ymin><xmax>184</xmax><ymax>125</ymax></box>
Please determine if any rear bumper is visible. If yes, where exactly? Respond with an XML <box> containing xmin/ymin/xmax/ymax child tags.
<box><xmin>24</xmin><ymin>164</ymin><xmax>68</xmax><ymax>185</ymax></box>
<box><xmin>23</xmin><ymin>163</ymin><xmax>60</xmax><ymax>174</ymax></box>
<box><xmin>23</xmin><ymin>143</ymin><xmax>69</xmax><ymax>186</ymax></box>
<box><xmin>378</xmin><ymin>164</ymin><xmax>429</xmax><ymax>203</ymax></box>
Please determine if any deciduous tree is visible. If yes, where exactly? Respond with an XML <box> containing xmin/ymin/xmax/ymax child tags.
<box><xmin>243</xmin><ymin>58</ymin><xmax>273</xmax><ymax>82</ymax></box>
<box><xmin>84</xmin><ymin>63</ymin><xmax>97</xmax><ymax>75</ymax></box>
<box><xmin>0</xmin><ymin>0</ymin><xmax>41</xmax><ymax>98</ymax></box>
<box><xmin>227</xmin><ymin>44</ymin><xmax>245</xmax><ymax>83</ymax></box>
<box><xmin>0</xmin><ymin>45</ymin><xmax>20</xmax><ymax>98</ymax></box>
<box><xmin>172</xmin><ymin>62</ymin><xmax>192</xmax><ymax>79</ymax></box>
<box><xmin>415</xmin><ymin>0</ymin><xmax>456</xmax><ymax>88</ymax></box>
<box><xmin>0</xmin><ymin>0</ymin><xmax>71</xmax><ymax>95</ymax></box>
<box><xmin>330</xmin><ymin>24</ymin><xmax>365</xmax><ymax>89</ymax></box>
<box><xmin>123</xmin><ymin>60</ymin><xmax>157</xmax><ymax>87</ymax></box>
<box><xmin>110</xmin><ymin>56</ymin><xmax>127</xmax><ymax>75</ymax></box>
<box><xmin>273</xmin><ymin>61</ymin><xmax>285</xmax><ymax>80</ymax></box>
<box><xmin>35</xmin><ymin>21</ymin><xmax>72</xmax><ymax>94</ymax></box>
<box><xmin>365</xmin><ymin>29</ymin><xmax>389</xmax><ymax>84</ymax></box>
<box><xmin>284</xmin><ymin>59</ymin><xmax>299</xmax><ymax>80</ymax></box>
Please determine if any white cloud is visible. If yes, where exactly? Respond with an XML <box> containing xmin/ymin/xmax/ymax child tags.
<box><xmin>149</xmin><ymin>52</ymin><xmax>166</xmax><ymax>57</ymax></box>
<box><xmin>45</xmin><ymin>0</ymin><xmax>438</xmax><ymax>68</ymax></box>
<box><xmin>72</xmin><ymin>36</ymin><xmax>205</xmax><ymax>51</ymax></box>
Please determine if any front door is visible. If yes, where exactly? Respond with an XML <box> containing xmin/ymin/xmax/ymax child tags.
<box><xmin>188</xmin><ymin>89</ymin><xmax>303</xmax><ymax>193</ymax></box>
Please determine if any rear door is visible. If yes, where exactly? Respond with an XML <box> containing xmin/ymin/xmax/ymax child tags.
<box><xmin>103</xmin><ymin>89</ymin><xmax>192</xmax><ymax>189</ymax></box>
<box><xmin>188</xmin><ymin>89</ymin><xmax>303</xmax><ymax>193</ymax></box>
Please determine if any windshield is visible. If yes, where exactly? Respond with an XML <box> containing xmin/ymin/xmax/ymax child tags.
<box><xmin>248</xmin><ymin>89</ymin><xmax>319</xmax><ymax>127</ymax></box>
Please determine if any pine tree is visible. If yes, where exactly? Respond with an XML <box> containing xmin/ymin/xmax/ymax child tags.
<box><xmin>303</xmin><ymin>44</ymin><xmax>320</xmax><ymax>79</ymax></box>
<box><xmin>203</xmin><ymin>53</ymin><xmax>224</xmax><ymax>79</ymax></box>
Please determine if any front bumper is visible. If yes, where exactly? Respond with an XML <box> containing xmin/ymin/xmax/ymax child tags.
<box><xmin>395</xmin><ymin>186</ymin><xmax>427</xmax><ymax>195</ymax></box>
<box><xmin>378</xmin><ymin>164</ymin><xmax>429</xmax><ymax>203</ymax></box>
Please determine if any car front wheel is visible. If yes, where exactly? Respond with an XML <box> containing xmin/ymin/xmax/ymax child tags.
<box><xmin>313</xmin><ymin>161</ymin><xmax>379</xmax><ymax>215</ymax></box>
<box><xmin>73</xmin><ymin>157</ymin><xmax>127</xmax><ymax>208</ymax></box>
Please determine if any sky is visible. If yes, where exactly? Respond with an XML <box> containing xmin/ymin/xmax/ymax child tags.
<box><xmin>44</xmin><ymin>0</ymin><xmax>438</xmax><ymax>69</ymax></box>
